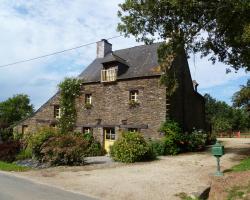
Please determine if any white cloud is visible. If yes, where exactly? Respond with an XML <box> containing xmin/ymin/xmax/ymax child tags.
<box><xmin>188</xmin><ymin>54</ymin><xmax>249</xmax><ymax>89</ymax></box>
<box><xmin>0</xmin><ymin>0</ymin><xmax>248</xmax><ymax>109</ymax></box>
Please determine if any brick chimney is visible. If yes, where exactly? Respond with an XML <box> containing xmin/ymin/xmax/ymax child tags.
<box><xmin>96</xmin><ymin>39</ymin><xmax>112</xmax><ymax>58</ymax></box>
<box><xmin>192</xmin><ymin>80</ymin><xmax>199</xmax><ymax>92</ymax></box>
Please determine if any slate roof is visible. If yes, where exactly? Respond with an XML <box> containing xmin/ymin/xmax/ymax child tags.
<box><xmin>79</xmin><ymin>43</ymin><xmax>162</xmax><ymax>83</ymax></box>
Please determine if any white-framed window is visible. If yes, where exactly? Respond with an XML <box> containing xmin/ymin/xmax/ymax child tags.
<box><xmin>101</xmin><ymin>68</ymin><xmax>117</xmax><ymax>82</ymax></box>
<box><xmin>83</xmin><ymin>127</ymin><xmax>92</xmax><ymax>134</ymax></box>
<box><xmin>54</xmin><ymin>105</ymin><xmax>61</xmax><ymax>119</ymax></box>
<box><xmin>85</xmin><ymin>94</ymin><xmax>92</xmax><ymax>105</ymax></box>
<box><xmin>129</xmin><ymin>90</ymin><xmax>139</xmax><ymax>102</ymax></box>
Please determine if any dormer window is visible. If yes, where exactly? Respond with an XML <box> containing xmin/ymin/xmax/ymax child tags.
<box><xmin>101</xmin><ymin>67</ymin><xmax>117</xmax><ymax>82</ymax></box>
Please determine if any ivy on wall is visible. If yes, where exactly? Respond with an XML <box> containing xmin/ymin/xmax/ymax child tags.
<box><xmin>58</xmin><ymin>78</ymin><xmax>82</xmax><ymax>134</ymax></box>
<box><xmin>158</xmin><ymin>43</ymin><xmax>179</xmax><ymax>96</ymax></box>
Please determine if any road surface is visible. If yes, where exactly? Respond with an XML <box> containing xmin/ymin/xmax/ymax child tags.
<box><xmin>0</xmin><ymin>172</ymin><xmax>96</xmax><ymax>200</ymax></box>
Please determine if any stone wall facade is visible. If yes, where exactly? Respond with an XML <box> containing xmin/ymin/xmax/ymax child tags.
<box><xmin>14</xmin><ymin>77</ymin><xmax>167</xmax><ymax>145</ymax></box>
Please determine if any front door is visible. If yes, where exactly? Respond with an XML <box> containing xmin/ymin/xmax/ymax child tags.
<box><xmin>104</xmin><ymin>127</ymin><xmax>115</xmax><ymax>153</ymax></box>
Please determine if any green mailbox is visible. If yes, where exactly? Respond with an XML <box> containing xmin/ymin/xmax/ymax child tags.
<box><xmin>212</xmin><ymin>141</ymin><xmax>224</xmax><ymax>157</ymax></box>
<box><xmin>212</xmin><ymin>141</ymin><xmax>224</xmax><ymax>176</ymax></box>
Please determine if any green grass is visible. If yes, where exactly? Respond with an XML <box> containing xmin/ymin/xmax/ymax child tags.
<box><xmin>231</xmin><ymin>157</ymin><xmax>250</xmax><ymax>172</ymax></box>
<box><xmin>15</xmin><ymin>148</ymin><xmax>32</xmax><ymax>160</ymax></box>
<box><xmin>0</xmin><ymin>161</ymin><xmax>30</xmax><ymax>172</ymax></box>
<box><xmin>226</xmin><ymin>183</ymin><xmax>250</xmax><ymax>200</ymax></box>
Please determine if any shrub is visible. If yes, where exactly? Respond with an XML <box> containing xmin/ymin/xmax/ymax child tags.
<box><xmin>0</xmin><ymin>141</ymin><xmax>20</xmax><ymax>162</ymax></box>
<box><xmin>110</xmin><ymin>132</ymin><xmax>156</xmax><ymax>163</ymax></box>
<box><xmin>15</xmin><ymin>147</ymin><xmax>32</xmax><ymax>160</ymax></box>
<box><xmin>73</xmin><ymin>132</ymin><xmax>105</xmax><ymax>156</ymax></box>
<box><xmin>0</xmin><ymin>128</ymin><xmax>13</xmax><ymax>142</ymax></box>
<box><xmin>149</xmin><ymin>139</ymin><xmax>165</xmax><ymax>156</ymax></box>
<box><xmin>185</xmin><ymin>129</ymin><xmax>207</xmax><ymax>151</ymax></box>
<box><xmin>40</xmin><ymin>134</ymin><xmax>89</xmax><ymax>165</ymax></box>
<box><xmin>27</xmin><ymin>127</ymin><xmax>59</xmax><ymax>158</ymax></box>
<box><xmin>159</xmin><ymin>120</ymin><xmax>183</xmax><ymax>155</ymax></box>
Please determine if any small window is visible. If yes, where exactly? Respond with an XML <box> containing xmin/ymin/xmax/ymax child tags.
<box><xmin>54</xmin><ymin>105</ymin><xmax>61</xmax><ymax>119</ymax></box>
<box><xmin>83</xmin><ymin>127</ymin><xmax>92</xmax><ymax>134</ymax></box>
<box><xmin>129</xmin><ymin>90</ymin><xmax>139</xmax><ymax>102</ymax></box>
<box><xmin>22</xmin><ymin>125</ymin><xmax>28</xmax><ymax>134</ymax></box>
<box><xmin>85</xmin><ymin>94</ymin><xmax>92</xmax><ymax>105</ymax></box>
<box><xmin>128</xmin><ymin>128</ymin><xmax>139</xmax><ymax>133</ymax></box>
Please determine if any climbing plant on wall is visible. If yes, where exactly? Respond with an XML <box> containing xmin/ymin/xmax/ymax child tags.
<box><xmin>58</xmin><ymin>78</ymin><xmax>82</xmax><ymax>134</ymax></box>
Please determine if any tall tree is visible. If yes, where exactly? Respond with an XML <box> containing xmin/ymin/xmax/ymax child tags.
<box><xmin>0</xmin><ymin>94</ymin><xmax>34</xmax><ymax>127</ymax></box>
<box><xmin>118</xmin><ymin>0</ymin><xmax>250</xmax><ymax>71</ymax></box>
<box><xmin>232</xmin><ymin>79</ymin><xmax>250</xmax><ymax>112</ymax></box>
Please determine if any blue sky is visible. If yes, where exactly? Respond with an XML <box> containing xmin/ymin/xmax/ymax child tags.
<box><xmin>0</xmin><ymin>0</ymin><xmax>249</xmax><ymax>109</ymax></box>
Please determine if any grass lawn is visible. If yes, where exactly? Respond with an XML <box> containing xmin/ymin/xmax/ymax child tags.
<box><xmin>0</xmin><ymin>161</ymin><xmax>29</xmax><ymax>172</ymax></box>
<box><xmin>231</xmin><ymin>157</ymin><xmax>250</xmax><ymax>172</ymax></box>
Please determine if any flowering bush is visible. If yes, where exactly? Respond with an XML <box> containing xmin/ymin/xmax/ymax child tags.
<box><xmin>40</xmin><ymin>134</ymin><xmax>89</xmax><ymax>165</ymax></box>
<box><xmin>26</xmin><ymin>127</ymin><xmax>59</xmax><ymax>158</ymax></box>
<box><xmin>159</xmin><ymin>119</ymin><xmax>183</xmax><ymax>155</ymax></box>
<box><xmin>185</xmin><ymin>129</ymin><xmax>207</xmax><ymax>151</ymax></box>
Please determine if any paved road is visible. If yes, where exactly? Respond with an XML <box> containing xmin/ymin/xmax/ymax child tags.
<box><xmin>0</xmin><ymin>172</ymin><xmax>96</xmax><ymax>200</ymax></box>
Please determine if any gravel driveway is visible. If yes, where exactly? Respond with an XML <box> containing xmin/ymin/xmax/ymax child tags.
<box><xmin>10</xmin><ymin>138</ymin><xmax>250</xmax><ymax>200</ymax></box>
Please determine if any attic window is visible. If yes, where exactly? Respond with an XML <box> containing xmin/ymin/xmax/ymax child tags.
<box><xmin>101</xmin><ymin>67</ymin><xmax>117</xmax><ymax>82</ymax></box>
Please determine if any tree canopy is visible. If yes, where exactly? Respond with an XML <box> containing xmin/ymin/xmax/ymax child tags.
<box><xmin>118</xmin><ymin>0</ymin><xmax>250</xmax><ymax>71</ymax></box>
<box><xmin>232</xmin><ymin>79</ymin><xmax>250</xmax><ymax>112</ymax></box>
<box><xmin>0</xmin><ymin>94</ymin><xmax>34</xmax><ymax>128</ymax></box>
<box><xmin>204</xmin><ymin>93</ymin><xmax>249</xmax><ymax>133</ymax></box>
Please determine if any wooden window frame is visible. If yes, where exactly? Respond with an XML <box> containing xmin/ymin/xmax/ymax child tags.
<box><xmin>129</xmin><ymin>90</ymin><xmax>139</xmax><ymax>102</ymax></box>
<box><xmin>22</xmin><ymin>125</ymin><xmax>28</xmax><ymax>134</ymax></box>
<box><xmin>105</xmin><ymin>127</ymin><xmax>115</xmax><ymax>140</ymax></box>
<box><xmin>85</xmin><ymin>94</ymin><xmax>92</xmax><ymax>105</ymax></box>
<box><xmin>101</xmin><ymin>68</ymin><xmax>117</xmax><ymax>82</ymax></box>
<box><xmin>54</xmin><ymin>105</ymin><xmax>61</xmax><ymax>119</ymax></box>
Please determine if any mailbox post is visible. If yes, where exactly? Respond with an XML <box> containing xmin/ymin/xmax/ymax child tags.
<box><xmin>212</xmin><ymin>141</ymin><xmax>224</xmax><ymax>176</ymax></box>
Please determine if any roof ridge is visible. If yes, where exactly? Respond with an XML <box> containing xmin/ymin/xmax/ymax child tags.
<box><xmin>113</xmin><ymin>41</ymin><xmax>162</xmax><ymax>53</ymax></box>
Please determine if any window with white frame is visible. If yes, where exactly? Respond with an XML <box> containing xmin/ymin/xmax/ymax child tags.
<box><xmin>129</xmin><ymin>90</ymin><xmax>139</xmax><ymax>102</ymax></box>
<box><xmin>85</xmin><ymin>94</ymin><xmax>92</xmax><ymax>105</ymax></box>
<box><xmin>54</xmin><ymin>105</ymin><xmax>61</xmax><ymax>119</ymax></box>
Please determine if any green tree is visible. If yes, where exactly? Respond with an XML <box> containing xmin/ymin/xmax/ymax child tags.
<box><xmin>204</xmin><ymin>93</ymin><xmax>249</xmax><ymax>133</ymax></box>
<box><xmin>0</xmin><ymin>94</ymin><xmax>34</xmax><ymax>127</ymax></box>
<box><xmin>232</xmin><ymin>79</ymin><xmax>250</xmax><ymax>112</ymax></box>
<box><xmin>118</xmin><ymin>0</ymin><xmax>250</xmax><ymax>71</ymax></box>
<box><xmin>212</xmin><ymin>117</ymin><xmax>232</xmax><ymax>133</ymax></box>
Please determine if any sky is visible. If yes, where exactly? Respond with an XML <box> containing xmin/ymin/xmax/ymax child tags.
<box><xmin>0</xmin><ymin>0</ymin><xmax>249</xmax><ymax>110</ymax></box>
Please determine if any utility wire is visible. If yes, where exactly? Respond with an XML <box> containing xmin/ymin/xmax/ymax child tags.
<box><xmin>0</xmin><ymin>35</ymin><xmax>122</xmax><ymax>69</ymax></box>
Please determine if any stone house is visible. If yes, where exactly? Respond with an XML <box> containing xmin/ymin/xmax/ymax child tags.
<box><xmin>14</xmin><ymin>39</ymin><xmax>205</xmax><ymax>152</ymax></box>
